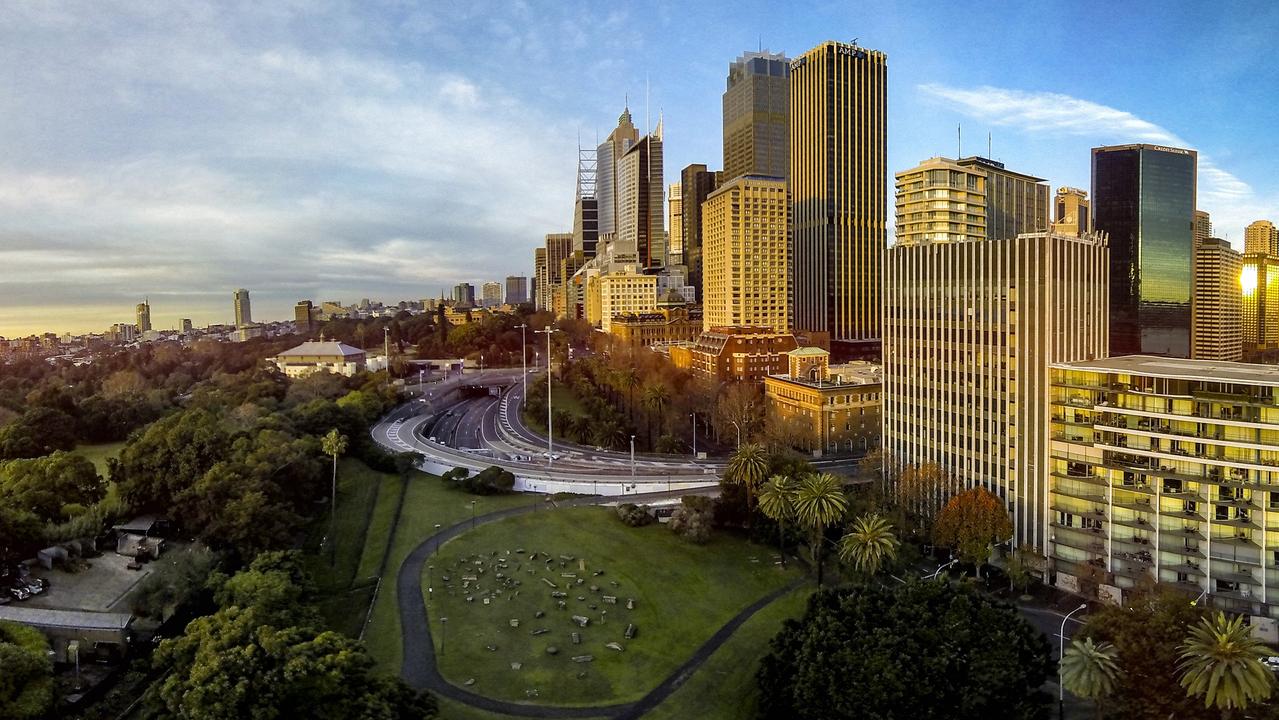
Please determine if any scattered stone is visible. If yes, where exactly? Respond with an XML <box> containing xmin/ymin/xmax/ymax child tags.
<box><xmin>626</xmin><ymin>598</ymin><xmax>635</xmax><ymax>610</ymax></box>
<box><xmin>589</xmin><ymin>585</ymin><xmax>600</xmax><ymax>592</ymax></box>
<box><xmin>577</xmin><ymin>595</ymin><xmax>586</xmax><ymax>601</ymax></box>
<box><xmin>551</xmin><ymin>591</ymin><xmax>567</xmax><ymax>598</ymax></box>
<box><xmin>561</xmin><ymin>573</ymin><xmax>577</xmax><ymax>579</ymax></box>
<box><xmin>560</xmin><ymin>555</ymin><xmax>574</xmax><ymax>562</ymax></box>
<box><xmin>571</xmin><ymin>632</ymin><xmax>581</xmax><ymax>645</ymax></box>
<box><xmin>483</xmin><ymin>598</ymin><xmax>491</xmax><ymax>605</ymax></box>
<box><xmin>531</xmin><ymin>628</ymin><xmax>549</xmax><ymax>636</ymax></box>
<box><xmin>511</xmin><ymin>662</ymin><xmax>522</xmax><ymax>670</ymax></box>
<box><xmin>557</xmin><ymin>601</ymin><xmax>567</xmax><ymax>610</ymax></box>
<box><xmin>442</xmin><ymin>575</ymin><xmax>450</xmax><ymax>582</ymax></box>
<box><xmin>517</xmin><ymin>548</ymin><xmax>526</xmax><ymax>555</ymax></box>
<box><xmin>603</xmin><ymin>596</ymin><xmax>617</xmax><ymax>605</ymax></box>
<box><xmin>465</xmin><ymin>596</ymin><xmax>474</xmax><ymax>602</ymax></box>
<box><xmin>576</xmin><ymin>578</ymin><xmax>585</xmax><ymax>586</ymax></box>
<box><xmin>625</xmin><ymin>624</ymin><xmax>637</xmax><ymax>640</ymax></box>
<box><xmin>546</xmin><ymin>646</ymin><xmax>559</xmax><ymax>655</ymax></box>
<box><xmin>592</xmin><ymin>570</ymin><xmax>604</xmax><ymax>576</ymax></box>
<box><xmin>572</xmin><ymin>615</ymin><xmax>590</xmax><ymax>627</ymax></box>
<box><xmin>605</xmin><ymin>642</ymin><xmax>624</xmax><ymax>652</ymax></box>
<box><xmin>571</xmin><ymin>655</ymin><xmax>594</xmax><ymax>663</ymax></box>
<box><xmin>542</xmin><ymin>578</ymin><xmax>557</xmax><ymax>588</ymax></box>
<box><xmin>610</xmin><ymin>581</ymin><xmax>620</xmax><ymax>587</ymax></box>
<box><xmin>509</xmin><ymin>619</ymin><xmax>520</xmax><ymax>628</ymax></box>
<box><xmin>465</xmin><ymin>678</ymin><xmax>476</xmax><ymax>686</ymax></box>
<box><xmin>588</xmin><ymin>604</ymin><xmax>597</xmax><ymax>610</ymax></box>
<box><xmin>486</xmin><ymin>644</ymin><xmax>497</xmax><ymax>652</ymax></box>
<box><xmin>576</xmin><ymin>671</ymin><xmax>588</xmax><ymax>679</ymax></box>
<box><xmin>534</xmin><ymin>611</ymin><xmax>545</xmax><ymax>619</ymax></box>
<box><xmin>525</xmin><ymin>689</ymin><xmax>539</xmax><ymax>698</ymax></box>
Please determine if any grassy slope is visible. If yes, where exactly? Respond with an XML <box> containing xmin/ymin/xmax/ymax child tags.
<box><xmin>426</xmin><ymin>507</ymin><xmax>795</xmax><ymax>707</ymax></box>
<box><xmin>71</xmin><ymin>441</ymin><xmax>127</xmax><ymax>478</ymax></box>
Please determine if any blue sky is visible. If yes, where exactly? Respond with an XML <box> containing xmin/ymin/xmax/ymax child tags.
<box><xmin>2</xmin><ymin>0</ymin><xmax>1276</xmax><ymax>336</ymax></box>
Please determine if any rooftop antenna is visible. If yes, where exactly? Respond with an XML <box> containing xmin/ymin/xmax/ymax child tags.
<box><xmin>758</xmin><ymin>35</ymin><xmax>762</xmax><ymax>52</ymax></box>
<box><xmin>645</xmin><ymin>74</ymin><xmax>650</xmax><ymax>134</ymax></box>
<box><xmin>957</xmin><ymin>124</ymin><xmax>962</xmax><ymax>158</ymax></box>
<box><xmin>988</xmin><ymin>131</ymin><xmax>992</xmax><ymax>159</ymax></box>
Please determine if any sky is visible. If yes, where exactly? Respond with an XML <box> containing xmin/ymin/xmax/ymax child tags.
<box><xmin>2</xmin><ymin>0</ymin><xmax>1277</xmax><ymax>337</ymax></box>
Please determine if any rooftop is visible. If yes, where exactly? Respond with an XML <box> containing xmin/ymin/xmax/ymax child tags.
<box><xmin>0</xmin><ymin>605</ymin><xmax>133</xmax><ymax>631</ymax></box>
<box><xmin>1054</xmin><ymin>356</ymin><xmax>1279</xmax><ymax>387</ymax></box>
<box><xmin>275</xmin><ymin>341</ymin><xmax>365</xmax><ymax>359</ymax></box>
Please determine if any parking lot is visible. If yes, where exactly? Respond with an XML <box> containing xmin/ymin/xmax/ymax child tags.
<box><xmin>22</xmin><ymin>551</ymin><xmax>156</xmax><ymax>613</ymax></box>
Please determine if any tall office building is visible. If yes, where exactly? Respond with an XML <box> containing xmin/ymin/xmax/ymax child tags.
<box><xmin>180</xmin><ymin>318</ymin><xmax>193</xmax><ymax>333</ymax></box>
<box><xmin>233</xmin><ymin>289</ymin><xmax>252</xmax><ymax>327</ymax></box>
<box><xmin>883</xmin><ymin>230</ymin><xmax>1110</xmax><ymax>549</ymax></box>
<box><xmin>667</xmin><ymin>182</ymin><xmax>683</xmax><ymax>266</ymax></box>
<box><xmin>1242</xmin><ymin>252</ymin><xmax>1279</xmax><ymax>357</ymax></box>
<box><xmin>596</xmin><ymin>108</ymin><xmax>640</xmax><ymax>236</ymax></box>
<box><xmin>1093</xmin><ymin>144</ymin><xmax>1197</xmax><ymax>358</ymax></box>
<box><xmin>481</xmin><ymin>281</ymin><xmax>502</xmax><ymax>307</ymax></box>
<box><xmin>533</xmin><ymin>248</ymin><xmax>548</xmax><ymax>311</ymax></box>
<box><xmin>894</xmin><ymin>157</ymin><xmax>986</xmax><ymax>245</ymax></box>
<box><xmin>1246</xmin><ymin>220</ymin><xmax>1278</xmax><ymax>256</ymax></box>
<box><xmin>599</xmin><ymin>269</ymin><xmax>658</xmax><ymax>334</ymax></box>
<box><xmin>544</xmin><ymin>233</ymin><xmax>573</xmax><ymax>315</ymax></box>
<box><xmin>617</xmin><ymin>124</ymin><xmax>665</xmax><ymax>269</ymax></box>
<box><xmin>505</xmin><ymin>276</ymin><xmax>529</xmax><ymax>305</ymax></box>
<box><xmin>789</xmin><ymin>41</ymin><xmax>887</xmax><ymax>359</ymax></box>
<box><xmin>135</xmin><ymin>300</ymin><xmax>151</xmax><ymax>333</ymax></box>
<box><xmin>452</xmin><ymin>283</ymin><xmax>476</xmax><ymax>307</ymax></box>
<box><xmin>294</xmin><ymin>300</ymin><xmax>314</xmax><ymax>334</ymax></box>
<box><xmin>573</xmin><ymin>196</ymin><xmax>600</xmax><ymax>258</ymax></box>
<box><xmin>723</xmin><ymin>50</ymin><xmax>789</xmax><ymax>182</ymax></box>
<box><xmin>1195</xmin><ymin>210</ymin><xmax>1213</xmax><ymax>244</ymax></box>
<box><xmin>956</xmin><ymin>156</ymin><xmax>1050</xmax><ymax>240</ymax></box>
<box><xmin>1191</xmin><ymin>238</ymin><xmax>1242</xmax><ymax>361</ymax></box>
<box><xmin>680</xmin><ymin>164</ymin><xmax>722</xmax><ymax>300</ymax></box>
<box><xmin>1053</xmin><ymin>187</ymin><xmax>1090</xmax><ymax>237</ymax></box>
<box><xmin>702</xmin><ymin>175</ymin><xmax>790</xmax><ymax>333</ymax></box>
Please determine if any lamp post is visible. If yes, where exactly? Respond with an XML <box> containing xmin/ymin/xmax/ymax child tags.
<box><xmin>471</xmin><ymin>499</ymin><xmax>477</xmax><ymax>530</ymax></box>
<box><xmin>730</xmin><ymin>420</ymin><xmax>742</xmax><ymax>450</ymax></box>
<box><xmin>480</xmin><ymin>353</ymin><xmax>484</xmax><ymax>379</ymax></box>
<box><xmin>440</xmin><ymin>617</ymin><xmax>448</xmax><ymax>657</ymax></box>
<box><xmin>433</xmin><ymin>524</ymin><xmax>442</xmax><ymax>554</ymax></box>
<box><xmin>630</xmin><ymin>435</ymin><xmax>636</xmax><ymax>481</ymax></box>
<box><xmin>1059</xmin><ymin>603</ymin><xmax>1088</xmax><ymax>719</ymax></box>
<box><xmin>383</xmin><ymin>327</ymin><xmax>391</xmax><ymax>387</ymax></box>
<box><xmin>428</xmin><ymin>564</ymin><xmax>434</xmax><ymax>602</ymax></box>
<box><xmin>535</xmin><ymin>326</ymin><xmax>559</xmax><ymax>465</ymax></box>
<box><xmin>691</xmin><ymin>413</ymin><xmax>697</xmax><ymax>459</ymax></box>
<box><xmin>516</xmin><ymin>323</ymin><xmax>528</xmax><ymax>399</ymax></box>
<box><xmin>418</xmin><ymin>368</ymin><xmax>424</xmax><ymax>395</ymax></box>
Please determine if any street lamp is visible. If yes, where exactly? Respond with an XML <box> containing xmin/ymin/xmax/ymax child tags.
<box><xmin>471</xmin><ymin>499</ymin><xmax>477</xmax><ymax>529</ymax></box>
<box><xmin>433</xmin><ymin>524</ymin><xmax>442</xmax><ymax>554</ymax></box>
<box><xmin>383</xmin><ymin>327</ymin><xmax>391</xmax><ymax>387</ymax></box>
<box><xmin>440</xmin><ymin>617</ymin><xmax>448</xmax><ymax>657</ymax></box>
<box><xmin>428</xmin><ymin>564</ymin><xmax>434</xmax><ymax>602</ymax></box>
<box><xmin>630</xmin><ymin>435</ymin><xmax>636</xmax><ymax>481</ymax></box>
<box><xmin>691</xmin><ymin>413</ymin><xmax>697</xmax><ymax>459</ymax></box>
<box><xmin>730</xmin><ymin>420</ymin><xmax>742</xmax><ymax>449</ymax></box>
<box><xmin>516</xmin><ymin>323</ymin><xmax>528</xmax><ymax>399</ymax></box>
<box><xmin>535</xmin><ymin>326</ymin><xmax>560</xmax><ymax>465</ymax></box>
<box><xmin>418</xmin><ymin>368</ymin><xmax>424</xmax><ymax>394</ymax></box>
<box><xmin>1059</xmin><ymin>603</ymin><xmax>1088</xmax><ymax>718</ymax></box>
<box><xmin>480</xmin><ymin>353</ymin><xmax>484</xmax><ymax>379</ymax></box>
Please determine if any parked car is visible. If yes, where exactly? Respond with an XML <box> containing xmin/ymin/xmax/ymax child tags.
<box><xmin>22</xmin><ymin>577</ymin><xmax>47</xmax><ymax>594</ymax></box>
<box><xmin>7</xmin><ymin>584</ymin><xmax>30</xmax><ymax>601</ymax></box>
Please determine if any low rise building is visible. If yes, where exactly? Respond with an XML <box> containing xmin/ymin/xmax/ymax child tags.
<box><xmin>272</xmin><ymin>340</ymin><xmax>367</xmax><ymax>378</ymax></box>
<box><xmin>609</xmin><ymin>307</ymin><xmax>703</xmax><ymax>349</ymax></box>
<box><xmin>764</xmin><ymin>348</ymin><xmax>881</xmax><ymax>455</ymax></box>
<box><xmin>670</xmin><ymin>326</ymin><xmax>798</xmax><ymax>384</ymax></box>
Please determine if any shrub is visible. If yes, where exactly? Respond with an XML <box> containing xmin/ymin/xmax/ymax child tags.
<box><xmin>615</xmin><ymin>503</ymin><xmax>654</xmax><ymax>527</ymax></box>
<box><xmin>456</xmin><ymin>466</ymin><xmax>515</xmax><ymax>495</ymax></box>
<box><xmin>669</xmin><ymin>495</ymin><xmax>714</xmax><ymax>544</ymax></box>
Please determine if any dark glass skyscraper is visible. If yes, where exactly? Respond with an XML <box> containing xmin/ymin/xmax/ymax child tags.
<box><xmin>1092</xmin><ymin>144</ymin><xmax>1197</xmax><ymax>357</ymax></box>
<box><xmin>723</xmin><ymin>50</ymin><xmax>789</xmax><ymax>182</ymax></box>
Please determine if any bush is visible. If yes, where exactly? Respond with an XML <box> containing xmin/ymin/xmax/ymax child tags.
<box><xmin>0</xmin><ymin>621</ymin><xmax>54</xmax><ymax>719</ymax></box>
<box><xmin>615</xmin><ymin>503</ymin><xmax>654</xmax><ymax>527</ymax></box>
<box><xmin>450</xmin><ymin>466</ymin><xmax>515</xmax><ymax>495</ymax></box>
<box><xmin>669</xmin><ymin>495</ymin><xmax>713</xmax><ymax>544</ymax></box>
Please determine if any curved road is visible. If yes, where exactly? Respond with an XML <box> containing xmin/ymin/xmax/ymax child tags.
<box><xmin>396</xmin><ymin>489</ymin><xmax>804</xmax><ymax>718</ymax></box>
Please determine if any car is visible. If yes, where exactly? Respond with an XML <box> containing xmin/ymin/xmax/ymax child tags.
<box><xmin>23</xmin><ymin>577</ymin><xmax>47</xmax><ymax>594</ymax></box>
<box><xmin>428</xmin><ymin>436</ymin><xmax>438</xmax><ymax>443</ymax></box>
<box><xmin>541</xmin><ymin>452</ymin><xmax>562</xmax><ymax>461</ymax></box>
<box><xmin>7</xmin><ymin>585</ymin><xmax>30</xmax><ymax>601</ymax></box>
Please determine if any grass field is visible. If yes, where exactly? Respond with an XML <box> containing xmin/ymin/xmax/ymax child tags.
<box><xmin>642</xmin><ymin>584</ymin><xmax>812</xmax><ymax>720</ymax></box>
<box><xmin>425</xmin><ymin>507</ymin><xmax>796</xmax><ymax>707</ymax></box>
<box><xmin>71</xmin><ymin>441</ymin><xmax>127</xmax><ymax>478</ymax></box>
<box><xmin>522</xmin><ymin>384</ymin><xmax>590</xmax><ymax>435</ymax></box>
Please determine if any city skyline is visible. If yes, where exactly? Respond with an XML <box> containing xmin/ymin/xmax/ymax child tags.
<box><xmin>2</xmin><ymin>1</ymin><xmax>1277</xmax><ymax>336</ymax></box>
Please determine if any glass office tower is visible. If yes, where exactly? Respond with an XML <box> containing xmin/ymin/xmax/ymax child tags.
<box><xmin>1092</xmin><ymin>144</ymin><xmax>1197</xmax><ymax>357</ymax></box>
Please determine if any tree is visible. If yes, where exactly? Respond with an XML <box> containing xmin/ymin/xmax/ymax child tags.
<box><xmin>0</xmin><ymin>621</ymin><xmax>54</xmax><ymax>720</ymax></box>
<box><xmin>933</xmin><ymin>486</ymin><xmax>1013</xmax><ymax>578</ymax></box>
<box><xmin>1179</xmin><ymin>612</ymin><xmax>1275</xmax><ymax>717</ymax></box>
<box><xmin>793</xmin><ymin>472</ymin><xmax>848</xmax><ymax>587</ymax></box>
<box><xmin>642</xmin><ymin>382</ymin><xmax>670</xmax><ymax>448</ymax></box>
<box><xmin>757</xmin><ymin>581</ymin><xmax>1052</xmax><ymax>720</ymax></box>
<box><xmin>716</xmin><ymin>382</ymin><xmax>763</xmax><ymax>446</ymax></box>
<box><xmin>0</xmin><ymin>451</ymin><xmax>105</xmax><ymax>520</ymax></box>
<box><xmin>897</xmin><ymin>462</ymin><xmax>956</xmax><ymax>535</ymax></box>
<box><xmin>1061</xmin><ymin>637</ymin><xmax>1120</xmax><ymax>720</ymax></box>
<box><xmin>321</xmin><ymin>429</ymin><xmax>349</xmax><ymax>562</ymax></box>
<box><xmin>836</xmin><ymin>513</ymin><xmax>900</xmax><ymax>578</ymax></box>
<box><xmin>726</xmin><ymin>442</ymin><xmax>769</xmax><ymax>521</ymax></box>
<box><xmin>757</xmin><ymin>475</ymin><xmax>798</xmax><ymax>567</ymax></box>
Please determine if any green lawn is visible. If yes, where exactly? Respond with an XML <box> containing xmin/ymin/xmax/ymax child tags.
<box><xmin>425</xmin><ymin>507</ymin><xmax>796</xmax><ymax>707</ymax></box>
<box><xmin>72</xmin><ymin>441</ymin><xmax>127</xmax><ymax>478</ymax></box>
<box><xmin>523</xmin><ymin>384</ymin><xmax>590</xmax><ymax>435</ymax></box>
<box><xmin>361</xmin><ymin>477</ymin><xmax>546</xmax><ymax>670</ymax></box>
<box><xmin>642</xmin><ymin>584</ymin><xmax>812</xmax><ymax>720</ymax></box>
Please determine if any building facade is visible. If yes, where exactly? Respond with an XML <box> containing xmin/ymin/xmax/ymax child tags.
<box><xmin>1047</xmin><ymin>356</ymin><xmax>1279</xmax><ymax>619</ymax></box>
<box><xmin>702</xmin><ymin>175</ymin><xmax>790</xmax><ymax>333</ymax></box>
<box><xmin>1092</xmin><ymin>144</ymin><xmax>1197</xmax><ymax>358</ymax></box>
<box><xmin>608</xmin><ymin>307</ymin><xmax>702</xmax><ymax>349</ymax></box>
<box><xmin>894</xmin><ymin>158</ymin><xmax>987</xmax><ymax>245</ymax></box>
<box><xmin>233</xmin><ymin>289</ymin><xmax>252</xmax><ymax>327</ymax></box>
<box><xmin>533</xmin><ymin>248</ymin><xmax>547</xmax><ymax>311</ymax></box>
<box><xmin>505</xmin><ymin>276</ymin><xmax>529</xmax><ymax>306</ymax></box>
<box><xmin>1242</xmin><ymin>252</ymin><xmax>1279</xmax><ymax>359</ymax></box>
<box><xmin>680</xmin><ymin>164</ymin><xmax>722</xmax><ymax>301</ymax></box>
<box><xmin>596</xmin><ymin>108</ymin><xmax>639</xmax><ymax>236</ymax></box>
<box><xmin>956</xmin><ymin>156</ymin><xmax>1050</xmax><ymax>241</ymax></box>
<box><xmin>573</xmin><ymin>195</ymin><xmax>599</xmax><ymax>258</ymax></box>
<box><xmin>883</xmin><ymin>231</ymin><xmax>1110</xmax><ymax>549</ymax></box>
<box><xmin>617</xmin><ymin>128</ymin><xmax>665</xmax><ymax>269</ymax></box>
<box><xmin>272</xmin><ymin>341</ymin><xmax>367</xmax><ymax>378</ymax></box>
<box><xmin>723</xmin><ymin>50</ymin><xmax>789</xmax><ymax>182</ymax></box>
<box><xmin>544</xmin><ymin>232</ymin><xmax>573</xmax><ymax>314</ymax></box>
<box><xmin>135</xmin><ymin>300</ymin><xmax>151</xmax><ymax>333</ymax></box>
<box><xmin>789</xmin><ymin>41</ymin><xmax>887</xmax><ymax>359</ymax></box>
<box><xmin>1195</xmin><ymin>210</ymin><xmax>1213</xmax><ymax>244</ymax></box>
<box><xmin>1053</xmin><ymin>187</ymin><xmax>1090</xmax><ymax>237</ymax></box>
<box><xmin>294</xmin><ymin>300</ymin><xmax>314</xmax><ymax>334</ymax></box>
<box><xmin>764</xmin><ymin>349</ymin><xmax>881</xmax><ymax>455</ymax></box>
<box><xmin>1245</xmin><ymin>220</ymin><xmax>1277</xmax><ymax>256</ymax></box>
<box><xmin>1192</xmin><ymin>238</ymin><xmax>1243</xmax><ymax>361</ymax></box>
<box><xmin>670</xmin><ymin>326</ymin><xmax>799</xmax><ymax>384</ymax></box>
<box><xmin>666</xmin><ymin>182</ymin><xmax>682</xmax><ymax>265</ymax></box>
<box><xmin>452</xmin><ymin>283</ymin><xmax>476</xmax><ymax>307</ymax></box>
<box><xmin>481</xmin><ymin>281</ymin><xmax>502</xmax><ymax>307</ymax></box>
<box><xmin>598</xmin><ymin>269</ymin><xmax>658</xmax><ymax>334</ymax></box>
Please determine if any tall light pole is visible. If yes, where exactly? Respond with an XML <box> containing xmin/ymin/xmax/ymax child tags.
<box><xmin>1059</xmin><ymin>603</ymin><xmax>1088</xmax><ymax>718</ymax></box>
<box><xmin>516</xmin><ymin>323</ymin><xmax>528</xmax><ymax>399</ymax></box>
<box><xmin>418</xmin><ymin>368</ymin><xmax>424</xmax><ymax>395</ymax></box>
<box><xmin>535</xmin><ymin>326</ymin><xmax>559</xmax><ymax>465</ymax></box>
<box><xmin>730</xmin><ymin>420</ymin><xmax>742</xmax><ymax>449</ymax></box>
<box><xmin>630</xmin><ymin>435</ymin><xmax>636</xmax><ymax>481</ymax></box>
<box><xmin>690</xmin><ymin>413</ymin><xmax>697</xmax><ymax>458</ymax></box>
<box><xmin>383</xmin><ymin>326</ymin><xmax>391</xmax><ymax>387</ymax></box>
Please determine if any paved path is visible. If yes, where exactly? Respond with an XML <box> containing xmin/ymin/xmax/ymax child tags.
<box><xmin>396</xmin><ymin>488</ymin><xmax>801</xmax><ymax>718</ymax></box>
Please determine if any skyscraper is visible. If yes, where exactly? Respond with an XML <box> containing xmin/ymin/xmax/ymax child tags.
<box><xmin>1245</xmin><ymin>219</ymin><xmax>1278</xmax><ymax>255</ymax></box>
<box><xmin>505</xmin><ymin>276</ymin><xmax>528</xmax><ymax>305</ymax></box>
<box><xmin>596</xmin><ymin>108</ymin><xmax>640</xmax><ymax>236</ymax></box>
<box><xmin>1191</xmin><ymin>238</ymin><xmax>1242</xmax><ymax>361</ymax></box>
<box><xmin>1052</xmin><ymin>187</ymin><xmax>1090</xmax><ymax>237</ymax></box>
<box><xmin>1092</xmin><ymin>143</ymin><xmax>1197</xmax><ymax>358</ymax></box>
<box><xmin>481</xmin><ymin>281</ymin><xmax>502</xmax><ymax>307</ymax></box>
<box><xmin>955</xmin><ymin>156</ymin><xmax>1050</xmax><ymax>240</ymax></box>
<box><xmin>789</xmin><ymin>41</ymin><xmax>887</xmax><ymax>360</ymax></box>
<box><xmin>702</xmin><ymin>175</ymin><xmax>790</xmax><ymax>333</ymax></box>
<box><xmin>723</xmin><ymin>50</ymin><xmax>790</xmax><ymax>182</ymax></box>
<box><xmin>180</xmin><ymin>318</ymin><xmax>193</xmax><ymax>333</ymax></box>
<box><xmin>680</xmin><ymin>164</ymin><xmax>722</xmax><ymax>301</ymax></box>
<box><xmin>294</xmin><ymin>300</ymin><xmax>314</xmax><ymax>335</ymax></box>
<box><xmin>884</xmin><ymin>230</ymin><xmax>1109</xmax><ymax>549</ymax></box>
<box><xmin>533</xmin><ymin>248</ymin><xmax>547</xmax><ymax>310</ymax></box>
<box><xmin>573</xmin><ymin>196</ymin><xmax>599</xmax><ymax>258</ymax></box>
<box><xmin>1194</xmin><ymin>210</ymin><xmax>1213</xmax><ymax>244</ymax></box>
<box><xmin>233</xmin><ymin>289</ymin><xmax>252</xmax><ymax>327</ymax></box>
<box><xmin>617</xmin><ymin>123</ymin><xmax>665</xmax><ymax>269</ymax></box>
<box><xmin>666</xmin><ymin>182</ymin><xmax>683</xmax><ymax>266</ymax></box>
<box><xmin>1241</xmin><ymin>252</ymin><xmax>1279</xmax><ymax>357</ymax></box>
<box><xmin>135</xmin><ymin>299</ymin><xmax>151</xmax><ymax>333</ymax></box>
<box><xmin>544</xmin><ymin>233</ymin><xmax>573</xmax><ymax>315</ymax></box>
<box><xmin>894</xmin><ymin>158</ymin><xmax>986</xmax><ymax>245</ymax></box>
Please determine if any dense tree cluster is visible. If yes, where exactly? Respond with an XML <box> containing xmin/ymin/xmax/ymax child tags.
<box><xmin>0</xmin><ymin>621</ymin><xmax>55</xmax><ymax>720</ymax></box>
<box><xmin>757</xmin><ymin>581</ymin><xmax>1052</xmax><ymax>720</ymax></box>
<box><xmin>441</xmin><ymin>465</ymin><xmax>516</xmax><ymax>495</ymax></box>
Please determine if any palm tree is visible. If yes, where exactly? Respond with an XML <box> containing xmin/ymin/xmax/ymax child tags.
<box><xmin>642</xmin><ymin>382</ymin><xmax>670</xmax><ymax>448</ymax></box>
<box><xmin>1061</xmin><ymin>637</ymin><xmax>1120</xmax><ymax>720</ymax></box>
<box><xmin>1179</xmin><ymin>612</ymin><xmax>1275</xmax><ymax>717</ymax></box>
<box><xmin>793</xmin><ymin>472</ymin><xmax>848</xmax><ymax>587</ymax></box>
<box><xmin>321</xmin><ymin>428</ymin><xmax>349</xmax><ymax>563</ymax></box>
<box><xmin>757</xmin><ymin>475</ymin><xmax>797</xmax><ymax>567</ymax></box>
<box><xmin>726</xmin><ymin>442</ymin><xmax>769</xmax><ymax>522</ymax></box>
<box><xmin>620</xmin><ymin>367</ymin><xmax>640</xmax><ymax>425</ymax></box>
<box><xmin>836</xmin><ymin>513</ymin><xmax>900</xmax><ymax>578</ymax></box>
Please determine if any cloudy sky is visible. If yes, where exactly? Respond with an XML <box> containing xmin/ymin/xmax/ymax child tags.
<box><xmin>2</xmin><ymin>0</ymin><xmax>1276</xmax><ymax>336</ymax></box>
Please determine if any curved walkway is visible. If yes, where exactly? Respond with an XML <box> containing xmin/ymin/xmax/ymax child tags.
<box><xmin>396</xmin><ymin>490</ymin><xmax>803</xmax><ymax>718</ymax></box>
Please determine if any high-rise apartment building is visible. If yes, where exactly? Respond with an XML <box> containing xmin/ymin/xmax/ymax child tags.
<box><xmin>505</xmin><ymin>276</ymin><xmax>528</xmax><ymax>306</ymax></box>
<box><xmin>883</xmin><ymin>231</ymin><xmax>1110</xmax><ymax>549</ymax></box>
<box><xmin>956</xmin><ymin>156</ymin><xmax>1050</xmax><ymax>241</ymax></box>
<box><xmin>1047</xmin><ymin>356</ymin><xmax>1279</xmax><ymax>617</ymax></box>
<box><xmin>701</xmin><ymin>175</ymin><xmax>790</xmax><ymax>333</ymax></box>
<box><xmin>135</xmin><ymin>300</ymin><xmax>151</xmax><ymax>333</ymax></box>
<box><xmin>294</xmin><ymin>300</ymin><xmax>314</xmax><ymax>334</ymax></box>
<box><xmin>680</xmin><ymin>164</ymin><xmax>722</xmax><ymax>300</ymax></box>
<box><xmin>1192</xmin><ymin>238</ymin><xmax>1242</xmax><ymax>361</ymax></box>
<box><xmin>534</xmin><ymin>248</ymin><xmax>547</xmax><ymax>311</ymax></box>
<box><xmin>667</xmin><ymin>182</ymin><xmax>683</xmax><ymax>265</ymax></box>
<box><xmin>894</xmin><ymin>158</ymin><xmax>986</xmax><ymax>245</ymax></box>
<box><xmin>452</xmin><ymin>283</ymin><xmax>475</xmax><ymax>307</ymax></box>
<box><xmin>599</xmin><ymin>269</ymin><xmax>658</xmax><ymax>334</ymax></box>
<box><xmin>723</xmin><ymin>50</ymin><xmax>789</xmax><ymax>182</ymax></box>
<box><xmin>789</xmin><ymin>41</ymin><xmax>887</xmax><ymax>360</ymax></box>
<box><xmin>1242</xmin><ymin>252</ymin><xmax>1279</xmax><ymax>356</ymax></box>
<box><xmin>617</xmin><ymin>125</ymin><xmax>665</xmax><ymax>269</ymax></box>
<box><xmin>1195</xmin><ymin>210</ymin><xmax>1213</xmax><ymax>244</ymax></box>
<box><xmin>233</xmin><ymin>289</ymin><xmax>252</xmax><ymax>327</ymax></box>
<box><xmin>1246</xmin><ymin>220</ymin><xmax>1279</xmax><ymax>256</ymax></box>
<box><xmin>1053</xmin><ymin>187</ymin><xmax>1090</xmax><ymax>237</ymax></box>
<box><xmin>481</xmin><ymin>281</ymin><xmax>502</xmax><ymax>307</ymax></box>
<box><xmin>596</xmin><ymin>108</ymin><xmax>640</xmax><ymax>236</ymax></box>
<box><xmin>1092</xmin><ymin>144</ymin><xmax>1197</xmax><ymax>358</ymax></box>
<box><xmin>180</xmin><ymin>318</ymin><xmax>193</xmax><ymax>333</ymax></box>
